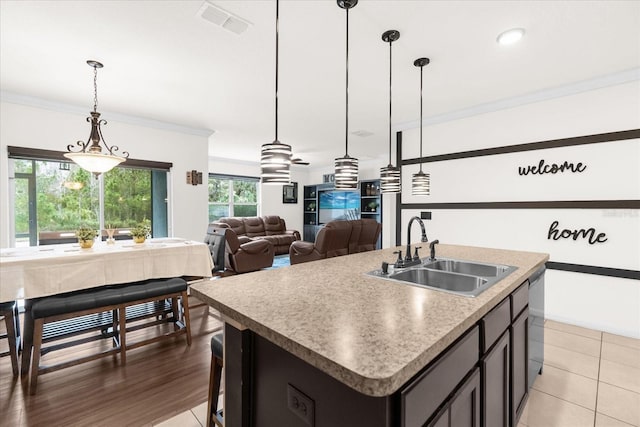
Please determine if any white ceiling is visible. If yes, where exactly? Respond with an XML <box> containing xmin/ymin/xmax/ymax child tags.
<box><xmin>1</xmin><ymin>1</ymin><xmax>639</xmax><ymax>168</ymax></box>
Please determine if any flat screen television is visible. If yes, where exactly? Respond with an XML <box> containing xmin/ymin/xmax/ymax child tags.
<box><xmin>318</xmin><ymin>190</ymin><xmax>360</xmax><ymax>224</ymax></box>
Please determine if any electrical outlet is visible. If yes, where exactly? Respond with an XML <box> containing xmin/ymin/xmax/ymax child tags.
<box><xmin>287</xmin><ymin>384</ymin><xmax>314</xmax><ymax>426</ymax></box>
<box><xmin>421</xmin><ymin>211</ymin><xmax>432</xmax><ymax>220</ymax></box>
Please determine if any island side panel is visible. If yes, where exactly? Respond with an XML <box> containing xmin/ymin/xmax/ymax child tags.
<box><xmin>225</xmin><ymin>324</ymin><xmax>253</xmax><ymax>427</ymax></box>
<box><xmin>250</xmin><ymin>332</ymin><xmax>394</xmax><ymax>427</ymax></box>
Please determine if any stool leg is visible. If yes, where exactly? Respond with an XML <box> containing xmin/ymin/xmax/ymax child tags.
<box><xmin>118</xmin><ymin>306</ymin><xmax>127</xmax><ymax>366</ymax></box>
<box><xmin>3</xmin><ymin>307</ymin><xmax>19</xmax><ymax>376</ymax></box>
<box><xmin>29</xmin><ymin>318</ymin><xmax>44</xmax><ymax>395</ymax></box>
<box><xmin>207</xmin><ymin>354</ymin><xmax>223</xmax><ymax>427</ymax></box>
<box><xmin>180</xmin><ymin>291</ymin><xmax>191</xmax><ymax>346</ymax></box>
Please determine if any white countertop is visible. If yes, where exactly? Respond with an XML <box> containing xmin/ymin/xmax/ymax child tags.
<box><xmin>190</xmin><ymin>243</ymin><xmax>548</xmax><ymax>396</ymax></box>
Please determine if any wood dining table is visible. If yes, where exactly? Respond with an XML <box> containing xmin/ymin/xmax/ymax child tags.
<box><xmin>0</xmin><ymin>237</ymin><xmax>214</xmax><ymax>374</ymax></box>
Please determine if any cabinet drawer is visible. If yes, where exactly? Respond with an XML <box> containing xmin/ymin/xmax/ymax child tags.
<box><xmin>481</xmin><ymin>297</ymin><xmax>510</xmax><ymax>353</ymax></box>
<box><xmin>511</xmin><ymin>281</ymin><xmax>529</xmax><ymax>320</ymax></box>
<box><xmin>401</xmin><ymin>326</ymin><xmax>480</xmax><ymax>427</ymax></box>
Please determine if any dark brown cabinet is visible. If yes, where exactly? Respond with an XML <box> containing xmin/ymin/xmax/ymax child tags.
<box><xmin>429</xmin><ymin>368</ymin><xmax>481</xmax><ymax>427</ymax></box>
<box><xmin>401</xmin><ymin>327</ymin><xmax>479</xmax><ymax>427</ymax></box>
<box><xmin>481</xmin><ymin>331</ymin><xmax>510</xmax><ymax>427</ymax></box>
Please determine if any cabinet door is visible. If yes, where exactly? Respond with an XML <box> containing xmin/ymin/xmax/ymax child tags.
<box><xmin>481</xmin><ymin>330</ymin><xmax>510</xmax><ymax>427</ymax></box>
<box><xmin>450</xmin><ymin>368</ymin><xmax>481</xmax><ymax>427</ymax></box>
<box><xmin>511</xmin><ymin>307</ymin><xmax>529</xmax><ymax>426</ymax></box>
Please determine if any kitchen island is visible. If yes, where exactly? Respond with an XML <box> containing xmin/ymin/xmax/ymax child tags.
<box><xmin>191</xmin><ymin>243</ymin><xmax>548</xmax><ymax>427</ymax></box>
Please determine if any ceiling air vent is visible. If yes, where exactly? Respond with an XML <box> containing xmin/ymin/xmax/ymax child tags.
<box><xmin>197</xmin><ymin>1</ymin><xmax>251</xmax><ymax>35</ymax></box>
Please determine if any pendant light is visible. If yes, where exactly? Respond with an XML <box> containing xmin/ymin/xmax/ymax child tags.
<box><xmin>334</xmin><ymin>0</ymin><xmax>358</xmax><ymax>190</ymax></box>
<box><xmin>260</xmin><ymin>0</ymin><xmax>292</xmax><ymax>184</ymax></box>
<box><xmin>379</xmin><ymin>30</ymin><xmax>401</xmax><ymax>193</ymax></box>
<box><xmin>411</xmin><ymin>57</ymin><xmax>430</xmax><ymax>195</ymax></box>
<box><xmin>65</xmin><ymin>60</ymin><xmax>129</xmax><ymax>177</ymax></box>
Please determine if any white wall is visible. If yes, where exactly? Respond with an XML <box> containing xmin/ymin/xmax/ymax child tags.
<box><xmin>396</xmin><ymin>81</ymin><xmax>640</xmax><ymax>338</ymax></box>
<box><xmin>207</xmin><ymin>157</ymin><xmax>309</xmax><ymax>234</ymax></box>
<box><xmin>0</xmin><ymin>101</ymin><xmax>210</xmax><ymax>245</ymax></box>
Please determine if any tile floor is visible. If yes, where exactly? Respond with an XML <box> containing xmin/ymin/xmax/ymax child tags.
<box><xmin>155</xmin><ymin>320</ymin><xmax>640</xmax><ymax>427</ymax></box>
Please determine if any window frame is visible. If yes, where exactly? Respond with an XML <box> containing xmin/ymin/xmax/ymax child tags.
<box><xmin>7</xmin><ymin>146</ymin><xmax>172</xmax><ymax>246</ymax></box>
<box><xmin>208</xmin><ymin>173</ymin><xmax>260</xmax><ymax>221</ymax></box>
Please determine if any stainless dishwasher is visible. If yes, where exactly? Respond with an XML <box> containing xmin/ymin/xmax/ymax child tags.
<box><xmin>528</xmin><ymin>265</ymin><xmax>545</xmax><ymax>389</ymax></box>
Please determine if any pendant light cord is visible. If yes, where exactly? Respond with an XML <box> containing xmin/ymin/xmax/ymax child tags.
<box><xmin>419</xmin><ymin>63</ymin><xmax>423</xmax><ymax>173</ymax></box>
<box><xmin>345</xmin><ymin>7</ymin><xmax>349</xmax><ymax>157</ymax></box>
<box><xmin>93</xmin><ymin>65</ymin><xmax>98</xmax><ymax>113</ymax></box>
<box><xmin>275</xmin><ymin>0</ymin><xmax>279</xmax><ymax>142</ymax></box>
<box><xmin>388</xmin><ymin>39</ymin><xmax>392</xmax><ymax>164</ymax></box>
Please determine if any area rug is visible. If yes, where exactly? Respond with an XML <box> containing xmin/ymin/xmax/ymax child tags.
<box><xmin>266</xmin><ymin>254</ymin><xmax>291</xmax><ymax>270</ymax></box>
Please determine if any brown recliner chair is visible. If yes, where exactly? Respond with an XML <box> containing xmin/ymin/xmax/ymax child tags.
<box><xmin>206</xmin><ymin>223</ymin><xmax>275</xmax><ymax>274</ymax></box>
<box><xmin>353</xmin><ymin>218</ymin><xmax>381</xmax><ymax>253</ymax></box>
<box><xmin>289</xmin><ymin>220</ymin><xmax>354</xmax><ymax>265</ymax></box>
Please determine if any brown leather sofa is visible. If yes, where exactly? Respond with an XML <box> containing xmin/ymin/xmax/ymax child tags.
<box><xmin>212</xmin><ymin>216</ymin><xmax>300</xmax><ymax>255</ymax></box>
<box><xmin>205</xmin><ymin>223</ymin><xmax>275</xmax><ymax>274</ymax></box>
<box><xmin>289</xmin><ymin>219</ymin><xmax>381</xmax><ymax>265</ymax></box>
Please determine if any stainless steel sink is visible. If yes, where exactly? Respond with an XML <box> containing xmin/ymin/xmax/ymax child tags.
<box><xmin>390</xmin><ymin>269</ymin><xmax>488</xmax><ymax>293</ymax></box>
<box><xmin>424</xmin><ymin>259</ymin><xmax>513</xmax><ymax>277</ymax></box>
<box><xmin>367</xmin><ymin>258</ymin><xmax>516</xmax><ymax>297</ymax></box>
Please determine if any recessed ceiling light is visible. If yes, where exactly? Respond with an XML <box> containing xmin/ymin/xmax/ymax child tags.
<box><xmin>497</xmin><ymin>28</ymin><xmax>525</xmax><ymax>46</ymax></box>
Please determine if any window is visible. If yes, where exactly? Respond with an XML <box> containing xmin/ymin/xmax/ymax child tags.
<box><xmin>9</xmin><ymin>148</ymin><xmax>170</xmax><ymax>246</ymax></box>
<box><xmin>208</xmin><ymin>174</ymin><xmax>259</xmax><ymax>221</ymax></box>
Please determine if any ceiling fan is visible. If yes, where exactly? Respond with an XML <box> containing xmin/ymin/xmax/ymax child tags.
<box><xmin>291</xmin><ymin>155</ymin><xmax>309</xmax><ymax>166</ymax></box>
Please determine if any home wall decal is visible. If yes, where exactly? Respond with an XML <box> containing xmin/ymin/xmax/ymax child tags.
<box><xmin>518</xmin><ymin>159</ymin><xmax>587</xmax><ymax>176</ymax></box>
<box><xmin>547</xmin><ymin>220</ymin><xmax>607</xmax><ymax>245</ymax></box>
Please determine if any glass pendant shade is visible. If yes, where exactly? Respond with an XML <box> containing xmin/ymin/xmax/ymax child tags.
<box><xmin>64</xmin><ymin>152</ymin><xmax>125</xmax><ymax>174</ymax></box>
<box><xmin>380</xmin><ymin>164</ymin><xmax>401</xmax><ymax>193</ymax></box>
<box><xmin>261</xmin><ymin>140</ymin><xmax>292</xmax><ymax>184</ymax></box>
<box><xmin>334</xmin><ymin>155</ymin><xmax>358</xmax><ymax>189</ymax></box>
<box><xmin>412</xmin><ymin>170</ymin><xmax>430</xmax><ymax>195</ymax></box>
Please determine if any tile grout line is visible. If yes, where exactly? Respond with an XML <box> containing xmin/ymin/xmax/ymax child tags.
<box><xmin>593</xmin><ymin>331</ymin><xmax>603</xmax><ymax>427</ymax></box>
<box><xmin>531</xmin><ymin>388</ymin><xmax>597</xmax><ymax>414</ymax></box>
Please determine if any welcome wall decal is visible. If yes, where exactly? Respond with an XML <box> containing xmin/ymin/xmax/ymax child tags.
<box><xmin>519</xmin><ymin>159</ymin><xmax>587</xmax><ymax>176</ymax></box>
<box><xmin>547</xmin><ymin>220</ymin><xmax>607</xmax><ymax>245</ymax></box>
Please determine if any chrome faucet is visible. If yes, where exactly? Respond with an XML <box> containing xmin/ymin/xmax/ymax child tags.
<box><xmin>403</xmin><ymin>216</ymin><xmax>428</xmax><ymax>267</ymax></box>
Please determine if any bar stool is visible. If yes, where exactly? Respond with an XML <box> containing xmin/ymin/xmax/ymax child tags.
<box><xmin>207</xmin><ymin>332</ymin><xmax>224</xmax><ymax>427</ymax></box>
<box><xmin>0</xmin><ymin>301</ymin><xmax>21</xmax><ymax>377</ymax></box>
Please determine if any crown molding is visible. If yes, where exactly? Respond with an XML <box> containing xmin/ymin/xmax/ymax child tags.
<box><xmin>394</xmin><ymin>67</ymin><xmax>640</xmax><ymax>132</ymax></box>
<box><xmin>0</xmin><ymin>91</ymin><xmax>214</xmax><ymax>137</ymax></box>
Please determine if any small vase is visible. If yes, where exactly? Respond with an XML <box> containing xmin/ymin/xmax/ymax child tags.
<box><xmin>79</xmin><ymin>239</ymin><xmax>94</xmax><ymax>249</ymax></box>
<box><xmin>133</xmin><ymin>236</ymin><xmax>146</xmax><ymax>244</ymax></box>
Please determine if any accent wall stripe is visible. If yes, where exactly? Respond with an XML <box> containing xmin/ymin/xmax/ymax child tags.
<box><xmin>546</xmin><ymin>262</ymin><xmax>640</xmax><ymax>280</ymax></box>
<box><xmin>401</xmin><ymin>129</ymin><xmax>640</xmax><ymax>165</ymax></box>
<box><xmin>401</xmin><ymin>200</ymin><xmax>640</xmax><ymax>210</ymax></box>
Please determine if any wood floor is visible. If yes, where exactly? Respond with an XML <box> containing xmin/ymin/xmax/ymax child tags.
<box><xmin>0</xmin><ymin>298</ymin><xmax>222</xmax><ymax>427</ymax></box>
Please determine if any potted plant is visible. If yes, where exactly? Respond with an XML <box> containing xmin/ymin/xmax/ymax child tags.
<box><xmin>367</xmin><ymin>201</ymin><xmax>379</xmax><ymax>212</ymax></box>
<box><xmin>76</xmin><ymin>226</ymin><xmax>98</xmax><ymax>249</ymax></box>
<box><xmin>130</xmin><ymin>223</ymin><xmax>151</xmax><ymax>244</ymax></box>
<box><xmin>308</xmin><ymin>202</ymin><xmax>316</xmax><ymax>212</ymax></box>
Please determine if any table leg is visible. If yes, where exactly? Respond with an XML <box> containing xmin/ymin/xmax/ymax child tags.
<box><xmin>20</xmin><ymin>299</ymin><xmax>34</xmax><ymax>376</ymax></box>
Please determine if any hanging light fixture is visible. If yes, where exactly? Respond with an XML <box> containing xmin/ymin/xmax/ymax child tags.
<box><xmin>260</xmin><ymin>0</ymin><xmax>292</xmax><ymax>184</ymax></box>
<box><xmin>334</xmin><ymin>0</ymin><xmax>358</xmax><ymax>190</ymax></box>
<box><xmin>412</xmin><ymin>57</ymin><xmax>431</xmax><ymax>195</ymax></box>
<box><xmin>65</xmin><ymin>60</ymin><xmax>128</xmax><ymax>177</ymax></box>
<box><xmin>379</xmin><ymin>29</ymin><xmax>401</xmax><ymax>193</ymax></box>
